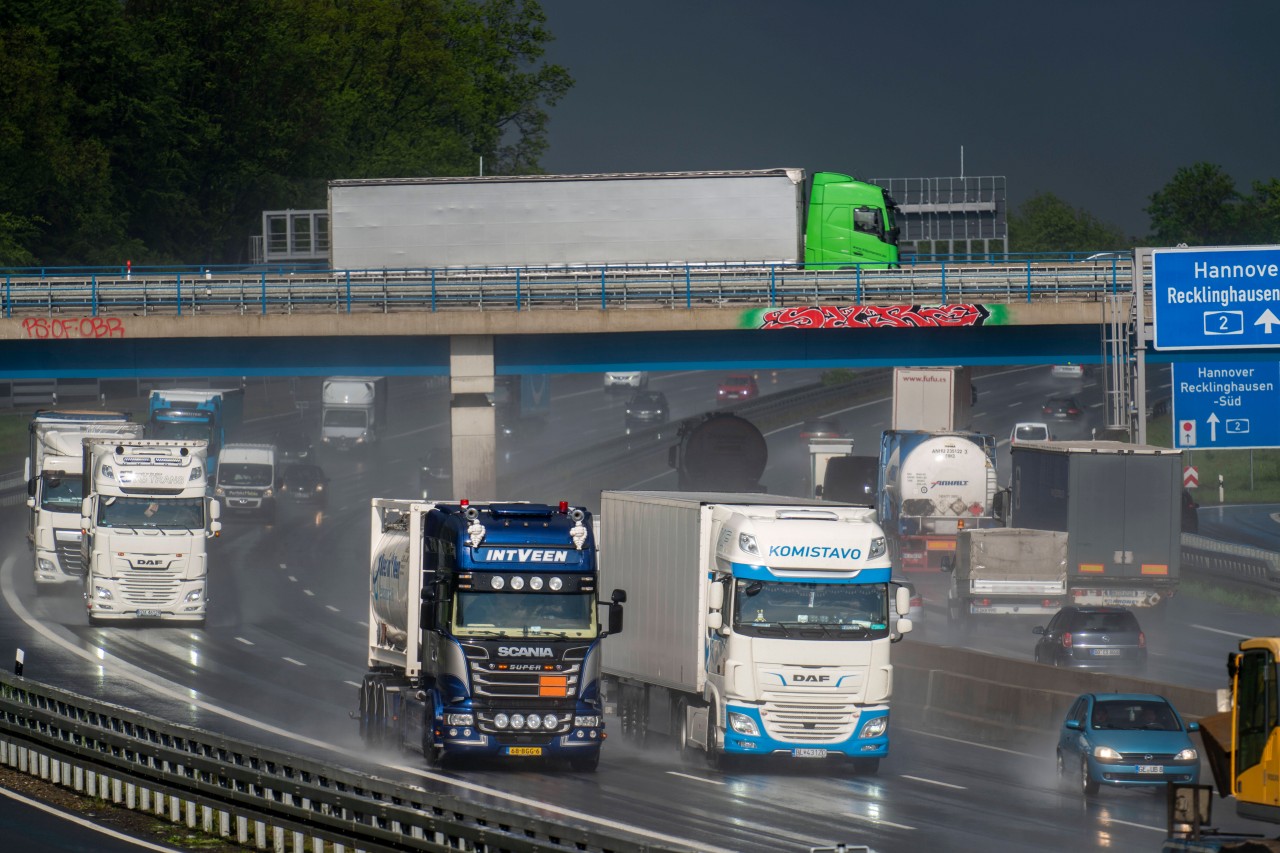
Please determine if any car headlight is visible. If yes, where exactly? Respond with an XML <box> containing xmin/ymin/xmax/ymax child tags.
<box><xmin>1093</xmin><ymin>745</ymin><xmax>1123</xmax><ymax>761</ymax></box>
<box><xmin>444</xmin><ymin>713</ymin><xmax>474</xmax><ymax>726</ymax></box>
<box><xmin>859</xmin><ymin>715</ymin><xmax>888</xmax><ymax>738</ymax></box>
<box><xmin>727</xmin><ymin>712</ymin><xmax>759</xmax><ymax>736</ymax></box>
<box><xmin>869</xmin><ymin>536</ymin><xmax>887</xmax><ymax>560</ymax></box>
<box><xmin>1175</xmin><ymin>747</ymin><xmax>1198</xmax><ymax>762</ymax></box>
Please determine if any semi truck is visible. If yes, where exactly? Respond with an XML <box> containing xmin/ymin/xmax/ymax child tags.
<box><xmin>942</xmin><ymin>528</ymin><xmax>1068</xmax><ymax>625</ymax></box>
<box><xmin>360</xmin><ymin>498</ymin><xmax>625</xmax><ymax>770</ymax></box>
<box><xmin>1001</xmin><ymin>440</ymin><xmax>1183</xmax><ymax>610</ymax></box>
<box><xmin>25</xmin><ymin>410</ymin><xmax>144</xmax><ymax>588</ymax></box>
<box><xmin>877</xmin><ymin>430</ymin><xmax>1001</xmax><ymax>571</ymax></box>
<box><xmin>147</xmin><ymin>387</ymin><xmax>245</xmax><ymax>474</ymax></box>
<box><xmin>599</xmin><ymin>490</ymin><xmax>912</xmax><ymax>773</ymax></box>
<box><xmin>321</xmin><ymin>376</ymin><xmax>387</xmax><ymax>450</ymax></box>
<box><xmin>891</xmin><ymin>366</ymin><xmax>973</xmax><ymax>431</ymax></box>
<box><xmin>668</xmin><ymin>412</ymin><xmax>768</xmax><ymax>493</ymax></box>
<box><xmin>80</xmin><ymin>439</ymin><xmax>221</xmax><ymax>625</ymax></box>
<box><xmin>328</xmin><ymin>169</ymin><xmax>900</xmax><ymax>270</ymax></box>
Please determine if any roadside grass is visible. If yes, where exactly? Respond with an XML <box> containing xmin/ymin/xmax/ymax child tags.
<box><xmin>1147</xmin><ymin>417</ymin><xmax>1280</xmax><ymax>506</ymax></box>
<box><xmin>1179</xmin><ymin>576</ymin><xmax>1280</xmax><ymax>618</ymax></box>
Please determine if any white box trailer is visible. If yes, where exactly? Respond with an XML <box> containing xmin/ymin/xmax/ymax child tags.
<box><xmin>599</xmin><ymin>490</ymin><xmax>909</xmax><ymax>771</ymax></box>
<box><xmin>328</xmin><ymin>170</ymin><xmax>806</xmax><ymax>270</ymax></box>
<box><xmin>891</xmin><ymin>366</ymin><xmax>972</xmax><ymax>431</ymax></box>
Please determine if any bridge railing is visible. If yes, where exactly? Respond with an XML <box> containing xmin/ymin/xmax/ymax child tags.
<box><xmin>1</xmin><ymin>260</ymin><xmax>1135</xmax><ymax>318</ymax></box>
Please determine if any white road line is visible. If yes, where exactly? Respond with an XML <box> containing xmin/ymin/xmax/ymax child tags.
<box><xmin>904</xmin><ymin>727</ymin><xmax>1043</xmax><ymax>759</ymax></box>
<box><xmin>326</xmin><ymin>605</ymin><xmax>340</xmax><ymax>612</ymax></box>
<box><xmin>282</xmin><ymin>657</ymin><xmax>307</xmax><ymax>667</ymax></box>
<box><xmin>279</xmin><ymin>564</ymin><xmax>287</xmax><ymax>569</ymax></box>
<box><xmin>343</xmin><ymin>680</ymin><xmax>361</xmax><ymax>688</ymax></box>
<box><xmin>303</xmin><ymin>589</ymin><xmax>315</xmax><ymax>597</ymax></box>
<box><xmin>845</xmin><ymin>812</ymin><xmax>915</xmax><ymax>831</ymax></box>
<box><xmin>235</xmin><ymin>637</ymin><xmax>254</xmax><ymax>646</ymax></box>
<box><xmin>1102</xmin><ymin>817</ymin><xmax>1163</xmax><ymax>832</ymax></box>
<box><xmin>0</xmin><ymin>784</ymin><xmax>183</xmax><ymax>851</ymax></box>
<box><xmin>665</xmin><ymin>771</ymin><xmax>724</xmax><ymax>785</ymax></box>
<box><xmin>898</xmin><ymin>774</ymin><xmax>966</xmax><ymax>789</ymax></box>
<box><xmin>1192</xmin><ymin>623</ymin><xmax>1253</xmax><ymax>639</ymax></box>
<box><xmin>287</xmin><ymin>575</ymin><xmax>298</xmax><ymax>582</ymax></box>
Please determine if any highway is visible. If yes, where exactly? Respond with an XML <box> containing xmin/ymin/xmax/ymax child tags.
<box><xmin>1</xmin><ymin>365</ymin><xmax>1276</xmax><ymax>852</ymax></box>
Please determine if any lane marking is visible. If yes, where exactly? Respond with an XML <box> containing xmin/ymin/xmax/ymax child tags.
<box><xmin>326</xmin><ymin>605</ymin><xmax>340</xmax><ymax>613</ymax></box>
<box><xmin>666</xmin><ymin>771</ymin><xmax>724</xmax><ymax>785</ymax></box>
<box><xmin>282</xmin><ymin>657</ymin><xmax>306</xmax><ymax>667</ymax></box>
<box><xmin>303</xmin><ymin>589</ymin><xmax>315</xmax><ymax>597</ymax></box>
<box><xmin>235</xmin><ymin>637</ymin><xmax>254</xmax><ymax>646</ymax></box>
<box><xmin>1103</xmin><ymin>817</ymin><xmax>1163</xmax><ymax>832</ymax></box>
<box><xmin>904</xmin><ymin>727</ymin><xmax>1042</xmax><ymax>759</ymax></box>
<box><xmin>0</xmin><ymin>784</ymin><xmax>183</xmax><ymax>851</ymax></box>
<box><xmin>0</xmin><ymin>553</ymin><xmax>720</xmax><ymax>853</ymax></box>
<box><xmin>1192</xmin><ymin>623</ymin><xmax>1253</xmax><ymax>639</ymax></box>
<box><xmin>898</xmin><ymin>774</ymin><xmax>966</xmax><ymax>789</ymax></box>
<box><xmin>845</xmin><ymin>812</ymin><xmax>915</xmax><ymax>831</ymax></box>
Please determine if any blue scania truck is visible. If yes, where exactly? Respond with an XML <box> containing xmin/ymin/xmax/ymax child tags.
<box><xmin>360</xmin><ymin>498</ymin><xmax>625</xmax><ymax>771</ymax></box>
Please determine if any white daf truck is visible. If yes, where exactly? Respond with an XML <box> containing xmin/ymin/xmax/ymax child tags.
<box><xmin>81</xmin><ymin>439</ymin><xmax>220</xmax><ymax>625</ymax></box>
<box><xmin>25</xmin><ymin>410</ymin><xmax>144</xmax><ymax>588</ymax></box>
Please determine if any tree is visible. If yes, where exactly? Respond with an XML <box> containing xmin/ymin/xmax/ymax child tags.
<box><xmin>1238</xmin><ymin>178</ymin><xmax>1280</xmax><ymax>245</ymax></box>
<box><xmin>0</xmin><ymin>0</ymin><xmax>571</xmax><ymax>265</ymax></box>
<box><xmin>1145</xmin><ymin>162</ymin><xmax>1240</xmax><ymax>246</ymax></box>
<box><xmin>1008</xmin><ymin>192</ymin><xmax>1126</xmax><ymax>253</ymax></box>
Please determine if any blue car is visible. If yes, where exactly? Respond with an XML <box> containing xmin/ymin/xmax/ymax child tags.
<box><xmin>1056</xmin><ymin>693</ymin><xmax>1200</xmax><ymax>795</ymax></box>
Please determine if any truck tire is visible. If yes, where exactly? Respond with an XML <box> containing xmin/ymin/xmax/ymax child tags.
<box><xmin>704</xmin><ymin>701</ymin><xmax>722</xmax><ymax>771</ymax></box>
<box><xmin>674</xmin><ymin>698</ymin><xmax>696</xmax><ymax>764</ymax></box>
<box><xmin>358</xmin><ymin>682</ymin><xmax>372</xmax><ymax>743</ymax></box>
<box><xmin>569</xmin><ymin>749</ymin><xmax>600</xmax><ymax>772</ymax></box>
<box><xmin>852</xmin><ymin>757</ymin><xmax>880</xmax><ymax>775</ymax></box>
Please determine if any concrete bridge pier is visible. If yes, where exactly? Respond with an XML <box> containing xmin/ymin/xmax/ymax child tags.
<box><xmin>449</xmin><ymin>335</ymin><xmax>497</xmax><ymax>500</ymax></box>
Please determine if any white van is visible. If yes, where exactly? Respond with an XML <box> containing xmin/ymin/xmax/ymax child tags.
<box><xmin>215</xmin><ymin>443</ymin><xmax>278</xmax><ymax>521</ymax></box>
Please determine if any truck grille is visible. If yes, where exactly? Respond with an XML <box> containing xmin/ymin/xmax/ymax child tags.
<box><xmin>469</xmin><ymin>663</ymin><xmax>581</xmax><ymax>700</ymax></box>
<box><xmin>55</xmin><ymin>539</ymin><xmax>84</xmax><ymax>576</ymax></box>
<box><xmin>119</xmin><ymin>574</ymin><xmax>180</xmax><ymax>606</ymax></box>
<box><xmin>760</xmin><ymin>700</ymin><xmax>859</xmax><ymax>743</ymax></box>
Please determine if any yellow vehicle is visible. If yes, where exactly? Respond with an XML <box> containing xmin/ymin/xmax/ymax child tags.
<box><xmin>1166</xmin><ymin>637</ymin><xmax>1280</xmax><ymax>849</ymax></box>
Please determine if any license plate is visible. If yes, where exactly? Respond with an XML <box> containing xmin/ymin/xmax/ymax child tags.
<box><xmin>136</xmin><ymin>609</ymin><xmax>162</xmax><ymax>617</ymax></box>
<box><xmin>1137</xmin><ymin>765</ymin><xmax>1164</xmax><ymax>774</ymax></box>
<box><xmin>793</xmin><ymin>748</ymin><xmax>827</xmax><ymax>758</ymax></box>
<box><xmin>1091</xmin><ymin>649</ymin><xmax>1121</xmax><ymax>656</ymax></box>
<box><xmin>505</xmin><ymin>747</ymin><xmax>542</xmax><ymax>756</ymax></box>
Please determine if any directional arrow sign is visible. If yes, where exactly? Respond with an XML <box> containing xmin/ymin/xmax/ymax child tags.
<box><xmin>1153</xmin><ymin>246</ymin><xmax>1280</xmax><ymax>350</ymax></box>
<box><xmin>1172</xmin><ymin>361</ymin><xmax>1280</xmax><ymax>449</ymax></box>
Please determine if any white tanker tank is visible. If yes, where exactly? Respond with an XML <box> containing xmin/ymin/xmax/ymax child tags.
<box><xmin>877</xmin><ymin>430</ymin><xmax>999</xmax><ymax>571</ymax></box>
<box><xmin>370</xmin><ymin>524</ymin><xmax>414</xmax><ymax>653</ymax></box>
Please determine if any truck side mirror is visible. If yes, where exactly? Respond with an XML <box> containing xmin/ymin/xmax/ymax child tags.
<box><xmin>706</xmin><ymin>611</ymin><xmax>723</xmax><ymax>632</ymax></box>
<box><xmin>992</xmin><ymin>489</ymin><xmax>1007</xmax><ymax>522</ymax></box>
<box><xmin>892</xmin><ymin>616</ymin><xmax>913</xmax><ymax>641</ymax></box>
<box><xmin>81</xmin><ymin>497</ymin><xmax>92</xmax><ymax>528</ymax></box>
<box><xmin>708</xmin><ymin>582</ymin><xmax>725</xmax><ymax>611</ymax></box>
<box><xmin>607</xmin><ymin>602</ymin><xmax>624</xmax><ymax>636</ymax></box>
<box><xmin>611</xmin><ymin>588</ymin><xmax>627</xmax><ymax>605</ymax></box>
<box><xmin>27</xmin><ymin>478</ymin><xmax>37</xmax><ymax>498</ymax></box>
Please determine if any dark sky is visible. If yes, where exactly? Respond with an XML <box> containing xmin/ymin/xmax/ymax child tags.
<box><xmin>537</xmin><ymin>1</ymin><xmax>1280</xmax><ymax>240</ymax></box>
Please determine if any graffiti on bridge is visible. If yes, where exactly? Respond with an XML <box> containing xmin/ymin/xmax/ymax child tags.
<box><xmin>21</xmin><ymin>317</ymin><xmax>127</xmax><ymax>339</ymax></box>
<box><xmin>745</xmin><ymin>304</ymin><xmax>1005</xmax><ymax>330</ymax></box>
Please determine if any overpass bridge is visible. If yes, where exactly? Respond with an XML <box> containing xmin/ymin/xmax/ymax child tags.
<box><xmin>0</xmin><ymin>252</ymin><xmax>1207</xmax><ymax>495</ymax></box>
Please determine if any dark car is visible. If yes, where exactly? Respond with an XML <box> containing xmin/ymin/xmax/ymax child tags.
<box><xmin>419</xmin><ymin>447</ymin><xmax>452</xmax><ymax>499</ymax></box>
<box><xmin>279</xmin><ymin>462</ymin><xmax>328</xmax><ymax>506</ymax></box>
<box><xmin>799</xmin><ymin>418</ymin><xmax>844</xmax><ymax>442</ymax></box>
<box><xmin>273</xmin><ymin>429</ymin><xmax>314</xmax><ymax>463</ymax></box>
<box><xmin>624</xmin><ymin>390</ymin><xmax>670</xmax><ymax>427</ymax></box>
<box><xmin>1033</xmin><ymin>606</ymin><xmax>1146</xmax><ymax>670</ymax></box>
<box><xmin>716</xmin><ymin>375</ymin><xmax>759</xmax><ymax>405</ymax></box>
<box><xmin>1042</xmin><ymin>396</ymin><xmax>1083</xmax><ymax>420</ymax></box>
<box><xmin>1056</xmin><ymin>693</ymin><xmax>1199</xmax><ymax>796</ymax></box>
<box><xmin>1182</xmin><ymin>489</ymin><xmax>1200</xmax><ymax>534</ymax></box>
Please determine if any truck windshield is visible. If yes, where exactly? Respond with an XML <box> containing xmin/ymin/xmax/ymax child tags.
<box><xmin>150</xmin><ymin>421</ymin><xmax>213</xmax><ymax>442</ymax></box>
<box><xmin>731</xmin><ymin>579</ymin><xmax>888</xmax><ymax>640</ymax></box>
<box><xmin>98</xmin><ymin>496</ymin><xmax>205</xmax><ymax>529</ymax></box>
<box><xmin>40</xmin><ymin>474</ymin><xmax>83</xmax><ymax>511</ymax></box>
<box><xmin>218</xmin><ymin>463</ymin><xmax>273</xmax><ymax>487</ymax></box>
<box><xmin>324</xmin><ymin>409</ymin><xmax>367</xmax><ymax>428</ymax></box>
<box><xmin>453</xmin><ymin>591</ymin><xmax>597</xmax><ymax>639</ymax></box>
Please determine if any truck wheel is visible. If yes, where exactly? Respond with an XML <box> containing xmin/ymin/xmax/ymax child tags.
<box><xmin>674</xmin><ymin>698</ymin><xmax>696</xmax><ymax>764</ymax></box>
<box><xmin>569</xmin><ymin>749</ymin><xmax>600</xmax><ymax>772</ymax></box>
<box><xmin>358</xmin><ymin>682</ymin><xmax>372</xmax><ymax>742</ymax></box>
<box><xmin>704</xmin><ymin>701</ymin><xmax>722</xmax><ymax>771</ymax></box>
<box><xmin>852</xmin><ymin>757</ymin><xmax>880</xmax><ymax>775</ymax></box>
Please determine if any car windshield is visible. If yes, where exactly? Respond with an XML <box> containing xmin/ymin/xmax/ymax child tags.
<box><xmin>1091</xmin><ymin>699</ymin><xmax>1179</xmax><ymax>731</ymax></box>
<box><xmin>732</xmin><ymin>579</ymin><xmax>888</xmax><ymax>640</ymax></box>
<box><xmin>453</xmin><ymin>591</ymin><xmax>598</xmax><ymax>639</ymax></box>
<box><xmin>98</xmin><ymin>496</ymin><xmax>205</xmax><ymax>529</ymax></box>
<box><xmin>219</xmin><ymin>463</ymin><xmax>273</xmax><ymax>487</ymax></box>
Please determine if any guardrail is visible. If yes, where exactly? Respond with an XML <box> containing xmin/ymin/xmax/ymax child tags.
<box><xmin>0</xmin><ymin>670</ymin><xmax>688</xmax><ymax>853</ymax></box>
<box><xmin>0</xmin><ymin>261</ymin><xmax>1134</xmax><ymax>318</ymax></box>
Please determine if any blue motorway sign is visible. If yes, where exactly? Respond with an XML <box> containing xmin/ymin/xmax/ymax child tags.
<box><xmin>1171</xmin><ymin>361</ymin><xmax>1280</xmax><ymax>449</ymax></box>
<box><xmin>1153</xmin><ymin>245</ymin><xmax>1280</xmax><ymax>350</ymax></box>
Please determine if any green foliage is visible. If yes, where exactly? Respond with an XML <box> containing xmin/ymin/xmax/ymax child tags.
<box><xmin>1146</xmin><ymin>162</ymin><xmax>1240</xmax><ymax>246</ymax></box>
<box><xmin>0</xmin><ymin>0</ymin><xmax>570</xmax><ymax>265</ymax></box>
<box><xmin>1008</xmin><ymin>192</ymin><xmax>1127</xmax><ymax>252</ymax></box>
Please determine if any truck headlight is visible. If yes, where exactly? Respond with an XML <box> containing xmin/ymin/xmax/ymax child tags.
<box><xmin>214</xmin><ymin>487</ymin><xmax>226</xmax><ymax>497</ymax></box>
<box><xmin>37</xmin><ymin>558</ymin><xmax>56</xmax><ymax>573</ymax></box>
<box><xmin>869</xmin><ymin>536</ymin><xmax>887</xmax><ymax>559</ymax></box>
<box><xmin>184</xmin><ymin>588</ymin><xmax>203</xmax><ymax>602</ymax></box>
<box><xmin>727</xmin><ymin>712</ymin><xmax>759</xmax><ymax>736</ymax></box>
<box><xmin>574</xmin><ymin>715</ymin><xmax>601</xmax><ymax>728</ymax></box>
<box><xmin>95</xmin><ymin>586</ymin><xmax>113</xmax><ymax>600</ymax></box>
<box><xmin>494</xmin><ymin>713</ymin><xmax>509</xmax><ymax>729</ymax></box>
<box><xmin>859</xmin><ymin>716</ymin><xmax>887</xmax><ymax>738</ymax></box>
<box><xmin>444</xmin><ymin>713</ymin><xmax>474</xmax><ymax>726</ymax></box>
